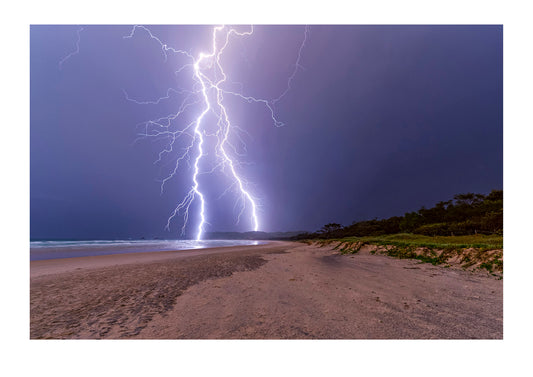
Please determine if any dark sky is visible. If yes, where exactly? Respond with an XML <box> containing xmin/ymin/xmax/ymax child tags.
<box><xmin>30</xmin><ymin>25</ymin><xmax>502</xmax><ymax>239</ymax></box>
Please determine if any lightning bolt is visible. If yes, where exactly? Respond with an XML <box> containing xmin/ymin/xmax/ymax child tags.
<box><xmin>272</xmin><ymin>25</ymin><xmax>310</xmax><ymax>105</ymax></box>
<box><xmin>59</xmin><ymin>26</ymin><xmax>84</xmax><ymax>70</ymax></box>
<box><xmin>121</xmin><ymin>25</ymin><xmax>309</xmax><ymax>240</ymax></box>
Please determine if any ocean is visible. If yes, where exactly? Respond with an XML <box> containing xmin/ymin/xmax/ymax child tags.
<box><xmin>30</xmin><ymin>239</ymin><xmax>265</xmax><ymax>261</ymax></box>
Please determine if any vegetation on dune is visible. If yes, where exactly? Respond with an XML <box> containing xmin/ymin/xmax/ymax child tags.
<box><xmin>312</xmin><ymin>234</ymin><xmax>503</xmax><ymax>277</ymax></box>
<box><xmin>295</xmin><ymin>190</ymin><xmax>503</xmax><ymax>277</ymax></box>
<box><xmin>334</xmin><ymin>233</ymin><xmax>503</xmax><ymax>251</ymax></box>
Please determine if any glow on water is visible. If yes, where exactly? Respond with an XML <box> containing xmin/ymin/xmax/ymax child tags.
<box><xmin>30</xmin><ymin>239</ymin><xmax>265</xmax><ymax>261</ymax></box>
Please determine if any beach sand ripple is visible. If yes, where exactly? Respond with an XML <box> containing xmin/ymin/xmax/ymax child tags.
<box><xmin>31</xmin><ymin>252</ymin><xmax>268</xmax><ymax>339</ymax></box>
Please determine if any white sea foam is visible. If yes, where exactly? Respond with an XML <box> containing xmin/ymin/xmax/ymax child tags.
<box><xmin>30</xmin><ymin>239</ymin><xmax>264</xmax><ymax>260</ymax></box>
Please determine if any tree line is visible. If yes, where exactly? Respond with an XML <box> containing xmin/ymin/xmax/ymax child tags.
<box><xmin>295</xmin><ymin>190</ymin><xmax>503</xmax><ymax>239</ymax></box>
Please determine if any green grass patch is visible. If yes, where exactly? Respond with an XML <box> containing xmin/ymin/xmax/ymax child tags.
<box><xmin>307</xmin><ymin>233</ymin><xmax>503</xmax><ymax>274</ymax></box>
<box><xmin>329</xmin><ymin>233</ymin><xmax>502</xmax><ymax>252</ymax></box>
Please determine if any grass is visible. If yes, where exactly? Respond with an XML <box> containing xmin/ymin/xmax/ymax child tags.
<box><xmin>308</xmin><ymin>233</ymin><xmax>503</xmax><ymax>275</ymax></box>
<box><xmin>330</xmin><ymin>233</ymin><xmax>503</xmax><ymax>252</ymax></box>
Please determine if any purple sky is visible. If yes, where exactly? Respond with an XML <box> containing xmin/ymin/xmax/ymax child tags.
<box><xmin>30</xmin><ymin>25</ymin><xmax>502</xmax><ymax>239</ymax></box>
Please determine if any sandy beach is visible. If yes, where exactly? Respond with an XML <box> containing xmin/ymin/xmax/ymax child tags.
<box><xmin>30</xmin><ymin>241</ymin><xmax>502</xmax><ymax>339</ymax></box>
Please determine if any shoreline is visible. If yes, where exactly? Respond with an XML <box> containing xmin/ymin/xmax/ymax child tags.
<box><xmin>30</xmin><ymin>239</ymin><xmax>269</xmax><ymax>262</ymax></box>
<box><xmin>30</xmin><ymin>240</ymin><xmax>286</xmax><ymax>278</ymax></box>
<box><xmin>30</xmin><ymin>241</ymin><xmax>502</xmax><ymax>339</ymax></box>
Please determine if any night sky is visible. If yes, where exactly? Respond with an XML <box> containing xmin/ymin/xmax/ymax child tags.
<box><xmin>30</xmin><ymin>25</ymin><xmax>503</xmax><ymax>239</ymax></box>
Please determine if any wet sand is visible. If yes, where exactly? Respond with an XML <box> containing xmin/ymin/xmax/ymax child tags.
<box><xmin>30</xmin><ymin>241</ymin><xmax>502</xmax><ymax>339</ymax></box>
